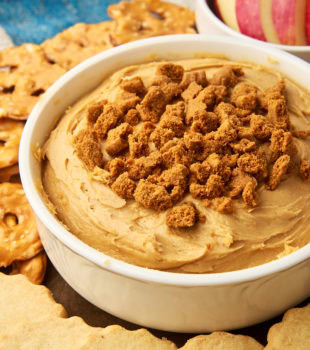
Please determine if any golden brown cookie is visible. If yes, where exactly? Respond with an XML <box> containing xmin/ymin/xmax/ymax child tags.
<box><xmin>108</xmin><ymin>0</ymin><xmax>196</xmax><ymax>45</ymax></box>
<box><xmin>265</xmin><ymin>303</ymin><xmax>310</xmax><ymax>350</ymax></box>
<box><xmin>11</xmin><ymin>251</ymin><xmax>47</xmax><ymax>285</ymax></box>
<box><xmin>0</xmin><ymin>273</ymin><xmax>264</xmax><ymax>349</ymax></box>
<box><xmin>180</xmin><ymin>332</ymin><xmax>263</xmax><ymax>349</ymax></box>
<box><xmin>0</xmin><ymin>119</ymin><xmax>23</xmax><ymax>168</ymax></box>
<box><xmin>0</xmin><ymin>163</ymin><xmax>19</xmax><ymax>183</ymax></box>
<box><xmin>0</xmin><ymin>44</ymin><xmax>66</xmax><ymax>120</ymax></box>
<box><xmin>0</xmin><ymin>183</ymin><xmax>42</xmax><ymax>267</ymax></box>
<box><xmin>0</xmin><ymin>273</ymin><xmax>177</xmax><ymax>349</ymax></box>
<box><xmin>41</xmin><ymin>22</ymin><xmax>114</xmax><ymax>70</ymax></box>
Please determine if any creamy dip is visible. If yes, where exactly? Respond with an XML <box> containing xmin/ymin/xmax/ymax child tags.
<box><xmin>42</xmin><ymin>58</ymin><xmax>310</xmax><ymax>273</ymax></box>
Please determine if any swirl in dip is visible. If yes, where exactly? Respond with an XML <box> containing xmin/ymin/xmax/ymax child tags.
<box><xmin>42</xmin><ymin>57</ymin><xmax>310</xmax><ymax>273</ymax></box>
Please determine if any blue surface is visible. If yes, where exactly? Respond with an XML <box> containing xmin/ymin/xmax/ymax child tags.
<box><xmin>0</xmin><ymin>0</ymin><xmax>117</xmax><ymax>45</ymax></box>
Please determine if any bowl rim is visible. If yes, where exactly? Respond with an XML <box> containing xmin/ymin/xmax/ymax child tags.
<box><xmin>196</xmin><ymin>0</ymin><xmax>310</xmax><ymax>53</ymax></box>
<box><xmin>20</xmin><ymin>34</ymin><xmax>310</xmax><ymax>287</ymax></box>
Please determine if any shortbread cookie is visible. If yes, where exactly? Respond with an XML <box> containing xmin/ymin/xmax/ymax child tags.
<box><xmin>180</xmin><ymin>332</ymin><xmax>263</xmax><ymax>349</ymax></box>
<box><xmin>0</xmin><ymin>272</ymin><xmax>263</xmax><ymax>349</ymax></box>
<box><xmin>0</xmin><ymin>273</ymin><xmax>67</xmax><ymax>323</ymax></box>
<box><xmin>265</xmin><ymin>303</ymin><xmax>310</xmax><ymax>349</ymax></box>
<box><xmin>11</xmin><ymin>251</ymin><xmax>47</xmax><ymax>284</ymax></box>
<box><xmin>0</xmin><ymin>183</ymin><xmax>42</xmax><ymax>266</ymax></box>
<box><xmin>108</xmin><ymin>0</ymin><xmax>196</xmax><ymax>45</ymax></box>
<box><xmin>42</xmin><ymin>22</ymin><xmax>114</xmax><ymax>70</ymax></box>
<box><xmin>0</xmin><ymin>119</ymin><xmax>23</xmax><ymax>168</ymax></box>
<box><xmin>0</xmin><ymin>273</ymin><xmax>176</xmax><ymax>350</ymax></box>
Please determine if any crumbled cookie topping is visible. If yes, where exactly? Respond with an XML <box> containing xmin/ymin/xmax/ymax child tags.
<box><xmin>73</xmin><ymin>62</ymin><xmax>310</xmax><ymax>228</ymax></box>
<box><xmin>166</xmin><ymin>202</ymin><xmax>199</xmax><ymax>228</ymax></box>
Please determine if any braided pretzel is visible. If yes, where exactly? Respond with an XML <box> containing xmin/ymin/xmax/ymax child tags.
<box><xmin>0</xmin><ymin>119</ymin><xmax>23</xmax><ymax>168</ymax></box>
<box><xmin>0</xmin><ymin>183</ymin><xmax>42</xmax><ymax>267</ymax></box>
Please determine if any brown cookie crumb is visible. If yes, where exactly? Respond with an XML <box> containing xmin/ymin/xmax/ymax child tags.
<box><xmin>264</xmin><ymin>80</ymin><xmax>286</xmax><ymax>102</ymax></box>
<box><xmin>215</xmin><ymin>119</ymin><xmax>238</xmax><ymax>146</ymax></box>
<box><xmin>180</xmin><ymin>70</ymin><xmax>208</xmax><ymax>89</ymax></box>
<box><xmin>159</xmin><ymin>164</ymin><xmax>189</xmax><ymax>202</ymax></box>
<box><xmin>161</xmin><ymin>139</ymin><xmax>192</xmax><ymax>168</ymax></box>
<box><xmin>166</xmin><ymin>202</ymin><xmax>197</xmax><ymax>228</ymax></box>
<box><xmin>184</xmin><ymin>131</ymin><xmax>205</xmax><ymax>154</ymax></box>
<box><xmin>111</xmin><ymin>172</ymin><xmax>136</xmax><ymax>199</ymax></box>
<box><xmin>267</xmin><ymin>154</ymin><xmax>290</xmax><ymax>190</ymax></box>
<box><xmin>196</xmin><ymin>85</ymin><xmax>227</xmax><ymax>109</ymax></box>
<box><xmin>134</xmin><ymin>180</ymin><xmax>172</xmax><ymax>211</ymax></box>
<box><xmin>231</xmin><ymin>82</ymin><xmax>257</xmax><ymax>111</ymax></box>
<box><xmin>117</xmin><ymin>91</ymin><xmax>141</xmax><ymax>114</ymax></box>
<box><xmin>190</xmin><ymin>174</ymin><xmax>224</xmax><ymax>199</ymax></box>
<box><xmin>229</xmin><ymin>168</ymin><xmax>257</xmax><ymax>198</ymax></box>
<box><xmin>156</xmin><ymin>63</ymin><xmax>184</xmax><ymax>83</ymax></box>
<box><xmin>128</xmin><ymin>123</ymin><xmax>154</xmax><ymax>158</ymax></box>
<box><xmin>222</xmin><ymin>154</ymin><xmax>239</xmax><ymax>168</ymax></box>
<box><xmin>87</xmin><ymin>100</ymin><xmax>106</xmax><ymax>123</ymax></box>
<box><xmin>230</xmin><ymin>138</ymin><xmax>256</xmax><ymax>153</ymax></box>
<box><xmin>159</xmin><ymin>102</ymin><xmax>185</xmax><ymax>137</ymax></box>
<box><xmin>124</xmin><ymin>109</ymin><xmax>140</xmax><ymax>126</ymax></box>
<box><xmin>73</xmin><ymin>129</ymin><xmax>103</xmax><ymax>170</ymax></box>
<box><xmin>250</xmin><ymin>114</ymin><xmax>272</xmax><ymax>141</ymax></box>
<box><xmin>120</xmin><ymin>76</ymin><xmax>146</xmax><ymax>96</ymax></box>
<box><xmin>270</xmin><ymin>130</ymin><xmax>293</xmax><ymax>162</ymax></box>
<box><xmin>237</xmin><ymin>152</ymin><xmax>264</xmax><ymax>175</ymax></box>
<box><xmin>127</xmin><ymin>151</ymin><xmax>162</xmax><ymax>180</ymax></box>
<box><xmin>137</xmin><ymin>86</ymin><xmax>166</xmax><ymax>123</ymax></box>
<box><xmin>190</xmin><ymin>110</ymin><xmax>219</xmax><ymax>134</ymax></box>
<box><xmin>181</xmin><ymin>81</ymin><xmax>203</xmax><ymax>101</ymax></box>
<box><xmin>94</xmin><ymin>103</ymin><xmax>122</xmax><ymax>139</ymax></box>
<box><xmin>186</xmin><ymin>99</ymin><xmax>207</xmax><ymax>125</ymax></box>
<box><xmin>300</xmin><ymin>160</ymin><xmax>310</xmax><ymax>181</ymax></box>
<box><xmin>105</xmin><ymin>122</ymin><xmax>133</xmax><ymax>156</ymax></box>
<box><xmin>242</xmin><ymin>181</ymin><xmax>258</xmax><ymax>207</ymax></box>
<box><xmin>209</xmin><ymin>66</ymin><xmax>243</xmax><ymax>87</ymax></box>
<box><xmin>150</xmin><ymin>127</ymin><xmax>175</xmax><ymax>149</ymax></box>
<box><xmin>190</xmin><ymin>161</ymin><xmax>211</xmax><ymax>183</ymax></box>
<box><xmin>265</xmin><ymin>82</ymin><xmax>289</xmax><ymax>130</ymax></box>
<box><xmin>107</xmin><ymin>158</ymin><xmax>126</xmax><ymax>179</ymax></box>
<box><xmin>74</xmin><ymin>65</ymin><xmax>309</xmax><ymax>227</ymax></box>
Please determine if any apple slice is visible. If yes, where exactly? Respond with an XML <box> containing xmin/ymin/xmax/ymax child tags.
<box><xmin>235</xmin><ymin>0</ymin><xmax>266</xmax><ymax>41</ymax></box>
<box><xmin>260</xmin><ymin>0</ymin><xmax>280</xmax><ymax>44</ymax></box>
<box><xmin>214</xmin><ymin>0</ymin><xmax>240</xmax><ymax>32</ymax></box>
<box><xmin>306</xmin><ymin>0</ymin><xmax>310</xmax><ymax>44</ymax></box>
<box><xmin>272</xmin><ymin>0</ymin><xmax>307</xmax><ymax>45</ymax></box>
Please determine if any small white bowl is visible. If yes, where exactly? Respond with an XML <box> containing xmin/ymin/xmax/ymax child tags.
<box><xmin>20</xmin><ymin>35</ymin><xmax>310</xmax><ymax>333</ymax></box>
<box><xmin>195</xmin><ymin>0</ymin><xmax>310</xmax><ymax>62</ymax></box>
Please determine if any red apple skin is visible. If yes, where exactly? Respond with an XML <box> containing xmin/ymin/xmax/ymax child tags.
<box><xmin>273</xmin><ymin>0</ymin><xmax>307</xmax><ymax>45</ymax></box>
<box><xmin>273</xmin><ymin>0</ymin><xmax>296</xmax><ymax>45</ymax></box>
<box><xmin>306</xmin><ymin>0</ymin><xmax>310</xmax><ymax>44</ymax></box>
<box><xmin>235</xmin><ymin>0</ymin><xmax>267</xmax><ymax>41</ymax></box>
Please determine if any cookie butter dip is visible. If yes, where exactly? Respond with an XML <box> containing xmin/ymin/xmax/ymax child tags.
<box><xmin>42</xmin><ymin>58</ymin><xmax>310</xmax><ymax>273</ymax></box>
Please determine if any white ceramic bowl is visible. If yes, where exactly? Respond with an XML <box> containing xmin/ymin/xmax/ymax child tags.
<box><xmin>20</xmin><ymin>35</ymin><xmax>310</xmax><ymax>333</ymax></box>
<box><xmin>195</xmin><ymin>0</ymin><xmax>310</xmax><ymax>62</ymax></box>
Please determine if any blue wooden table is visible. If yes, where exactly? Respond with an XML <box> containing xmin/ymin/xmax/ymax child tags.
<box><xmin>0</xmin><ymin>0</ymin><xmax>117</xmax><ymax>45</ymax></box>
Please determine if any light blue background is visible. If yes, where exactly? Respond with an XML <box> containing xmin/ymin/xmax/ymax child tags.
<box><xmin>0</xmin><ymin>0</ymin><xmax>117</xmax><ymax>45</ymax></box>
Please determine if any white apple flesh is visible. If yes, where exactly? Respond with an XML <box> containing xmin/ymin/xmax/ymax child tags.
<box><xmin>214</xmin><ymin>0</ymin><xmax>240</xmax><ymax>32</ymax></box>
<box><xmin>260</xmin><ymin>0</ymin><xmax>281</xmax><ymax>44</ymax></box>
